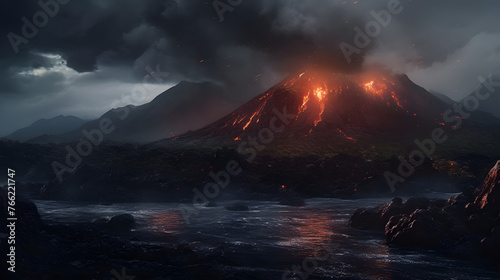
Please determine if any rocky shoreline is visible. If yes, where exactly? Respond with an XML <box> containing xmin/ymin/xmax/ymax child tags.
<box><xmin>349</xmin><ymin>160</ymin><xmax>500</xmax><ymax>260</ymax></box>
<box><xmin>0</xmin><ymin>189</ymin><xmax>270</xmax><ymax>280</ymax></box>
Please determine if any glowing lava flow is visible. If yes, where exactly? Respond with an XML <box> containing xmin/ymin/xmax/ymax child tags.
<box><xmin>364</xmin><ymin>81</ymin><xmax>375</xmax><ymax>91</ymax></box>
<box><xmin>363</xmin><ymin>78</ymin><xmax>411</xmax><ymax>113</ymax></box>
<box><xmin>293</xmin><ymin>71</ymin><xmax>330</xmax><ymax>128</ymax></box>
<box><xmin>363</xmin><ymin>80</ymin><xmax>387</xmax><ymax>98</ymax></box>
<box><xmin>297</xmin><ymin>85</ymin><xmax>328</xmax><ymax>127</ymax></box>
<box><xmin>242</xmin><ymin>94</ymin><xmax>271</xmax><ymax>131</ymax></box>
<box><xmin>390</xmin><ymin>91</ymin><xmax>405</xmax><ymax>110</ymax></box>
<box><xmin>313</xmin><ymin>87</ymin><xmax>327</xmax><ymax>126</ymax></box>
<box><xmin>337</xmin><ymin>128</ymin><xmax>356</xmax><ymax>141</ymax></box>
<box><xmin>242</xmin><ymin>111</ymin><xmax>259</xmax><ymax>130</ymax></box>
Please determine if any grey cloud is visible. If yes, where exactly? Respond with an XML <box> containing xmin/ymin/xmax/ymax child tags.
<box><xmin>1</xmin><ymin>0</ymin><xmax>500</xmax><ymax>135</ymax></box>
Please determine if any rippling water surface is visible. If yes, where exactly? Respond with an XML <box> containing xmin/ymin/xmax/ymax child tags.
<box><xmin>35</xmin><ymin>195</ymin><xmax>500</xmax><ymax>279</ymax></box>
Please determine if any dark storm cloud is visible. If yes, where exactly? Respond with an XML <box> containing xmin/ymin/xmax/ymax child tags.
<box><xmin>1</xmin><ymin>0</ymin><xmax>500</xmax><ymax>135</ymax></box>
<box><xmin>0</xmin><ymin>0</ymin><xmax>369</xmax><ymax>100</ymax></box>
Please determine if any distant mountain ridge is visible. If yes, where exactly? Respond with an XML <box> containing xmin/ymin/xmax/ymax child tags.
<box><xmin>27</xmin><ymin>81</ymin><xmax>236</xmax><ymax>144</ymax></box>
<box><xmin>4</xmin><ymin>115</ymin><xmax>88</xmax><ymax>142</ymax></box>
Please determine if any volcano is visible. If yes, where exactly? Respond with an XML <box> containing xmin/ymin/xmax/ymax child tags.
<box><xmin>177</xmin><ymin>70</ymin><xmax>445</xmax><ymax>138</ymax></box>
<box><xmin>170</xmin><ymin>69</ymin><xmax>500</xmax><ymax>157</ymax></box>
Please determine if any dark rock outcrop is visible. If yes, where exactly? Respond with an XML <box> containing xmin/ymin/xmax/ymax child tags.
<box><xmin>106</xmin><ymin>214</ymin><xmax>135</xmax><ymax>232</ymax></box>
<box><xmin>0</xmin><ymin>189</ymin><xmax>255</xmax><ymax>279</ymax></box>
<box><xmin>348</xmin><ymin>197</ymin><xmax>430</xmax><ymax>230</ymax></box>
<box><xmin>349</xmin><ymin>160</ymin><xmax>500</xmax><ymax>260</ymax></box>
<box><xmin>385</xmin><ymin>209</ymin><xmax>447</xmax><ymax>248</ymax></box>
<box><xmin>474</xmin><ymin>160</ymin><xmax>500</xmax><ymax>214</ymax></box>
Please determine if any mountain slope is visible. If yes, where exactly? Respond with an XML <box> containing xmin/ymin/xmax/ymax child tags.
<box><xmin>179</xmin><ymin>69</ymin><xmax>449</xmax><ymax>140</ymax></box>
<box><xmin>430</xmin><ymin>91</ymin><xmax>455</xmax><ymax>106</ymax></box>
<box><xmin>27</xmin><ymin>82</ymin><xmax>236</xmax><ymax>144</ymax></box>
<box><xmin>4</xmin><ymin>115</ymin><xmax>88</xmax><ymax>142</ymax></box>
<box><xmin>175</xmin><ymin>69</ymin><xmax>500</xmax><ymax>157</ymax></box>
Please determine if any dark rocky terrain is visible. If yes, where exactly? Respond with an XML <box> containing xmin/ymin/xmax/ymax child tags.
<box><xmin>349</xmin><ymin>160</ymin><xmax>500</xmax><ymax>260</ymax></box>
<box><xmin>0</xmin><ymin>188</ymin><xmax>267</xmax><ymax>280</ymax></box>
<box><xmin>2</xmin><ymin>138</ymin><xmax>494</xmax><ymax>204</ymax></box>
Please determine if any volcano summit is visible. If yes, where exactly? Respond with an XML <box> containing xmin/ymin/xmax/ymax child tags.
<box><xmin>176</xmin><ymin>69</ymin><xmax>485</xmax><ymax>153</ymax></box>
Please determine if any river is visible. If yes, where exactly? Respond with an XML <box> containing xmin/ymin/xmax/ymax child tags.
<box><xmin>34</xmin><ymin>194</ymin><xmax>500</xmax><ymax>279</ymax></box>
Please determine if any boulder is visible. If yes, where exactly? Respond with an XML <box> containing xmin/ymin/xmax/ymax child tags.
<box><xmin>348</xmin><ymin>203</ymin><xmax>386</xmax><ymax>230</ymax></box>
<box><xmin>402</xmin><ymin>197</ymin><xmax>429</xmax><ymax>214</ymax></box>
<box><xmin>428</xmin><ymin>198</ymin><xmax>447</xmax><ymax>210</ymax></box>
<box><xmin>106</xmin><ymin>214</ymin><xmax>135</xmax><ymax>232</ymax></box>
<box><xmin>351</xmin><ymin>160</ymin><xmax>500</xmax><ymax>258</ymax></box>
<box><xmin>380</xmin><ymin>197</ymin><xmax>404</xmax><ymax>225</ymax></box>
<box><xmin>349</xmin><ymin>197</ymin><xmax>430</xmax><ymax>231</ymax></box>
<box><xmin>474</xmin><ymin>160</ymin><xmax>500</xmax><ymax>215</ymax></box>
<box><xmin>385</xmin><ymin>209</ymin><xmax>446</xmax><ymax>249</ymax></box>
<box><xmin>385</xmin><ymin>214</ymin><xmax>407</xmax><ymax>241</ymax></box>
<box><xmin>447</xmin><ymin>194</ymin><xmax>471</xmax><ymax>207</ymax></box>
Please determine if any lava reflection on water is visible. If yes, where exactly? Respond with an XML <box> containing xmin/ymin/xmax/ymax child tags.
<box><xmin>277</xmin><ymin>210</ymin><xmax>335</xmax><ymax>256</ymax></box>
<box><xmin>146</xmin><ymin>210</ymin><xmax>184</xmax><ymax>234</ymax></box>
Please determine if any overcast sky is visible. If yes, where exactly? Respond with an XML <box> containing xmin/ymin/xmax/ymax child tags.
<box><xmin>1</xmin><ymin>0</ymin><xmax>500</xmax><ymax>136</ymax></box>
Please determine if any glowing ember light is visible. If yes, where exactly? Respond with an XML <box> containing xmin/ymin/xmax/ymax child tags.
<box><xmin>242</xmin><ymin>111</ymin><xmax>259</xmax><ymax>130</ymax></box>
<box><xmin>337</xmin><ymin>128</ymin><xmax>356</xmax><ymax>141</ymax></box>
<box><xmin>297</xmin><ymin>85</ymin><xmax>328</xmax><ymax>126</ymax></box>
<box><xmin>364</xmin><ymin>81</ymin><xmax>375</xmax><ymax>91</ymax></box>
<box><xmin>363</xmin><ymin>80</ymin><xmax>388</xmax><ymax>98</ymax></box>
<box><xmin>281</xmin><ymin>185</ymin><xmax>286</xmax><ymax>189</ymax></box>
<box><xmin>242</xmin><ymin>102</ymin><xmax>267</xmax><ymax>130</ymax></box>
<box><xmin>391</xmin><ymin>92</ymin><xmax>405</xmax><ymax>110</ymax></box>
<box><xmin>302</xmin><ymin>94</ymin><xmax>310</xmax><ymax>107</ymax></box>
<box><xmin>314</xmin><ymin>87</ymin><xmax>327</xmax><ymax>101</ymax></box>
<box><xmin>299</xmin><ymin>72</ymin><xmax>305</xmax><ymax>78</ymax></box>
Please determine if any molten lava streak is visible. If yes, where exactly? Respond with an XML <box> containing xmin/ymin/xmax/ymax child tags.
<box><xmin>297</xmin><ymin>83</ymin><xmax>329</xmax><ymax>128</ymax></box>
<box><xmin>313</xmin><ymin>87</ymin><xmax>327</xmax><ymax>126</ymax></box>
<box><xmin>337</xmin><ymin>128</ymin><xmax>356</xmax><ymax>141</ymax></box>
<box><xmin>242</xmin><ymin>95</ymin><xmax>270</xmax><ymax>131</ymax></box>
<box><xmin>364</xmin><ymin>80</ymin><xmax>387</xmax><ymax>98</ymax></box>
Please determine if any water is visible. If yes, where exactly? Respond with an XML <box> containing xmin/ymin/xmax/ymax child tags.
<box><xmin>34</xmin><ymin>195</ymin><xmax>500</xmax><ymax>279</ymax></box>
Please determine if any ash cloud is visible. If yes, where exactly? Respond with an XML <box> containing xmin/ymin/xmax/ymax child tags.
<box><xmin>1</xmin><ymin>0</ymin><xmax>500</xmax><ymax>135</ymax></box>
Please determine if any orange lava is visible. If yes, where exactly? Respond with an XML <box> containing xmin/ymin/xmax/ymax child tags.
<box><xmin>296</xmin><ymin>75</ymin><xmax>329</xmax><ymax>126</ymax></box>
<box><xmin>364</xmin><ymin>80</ymin><xmax>387</xmax><ymax>98</ymax></box>
<box><xmin>337</xmin><ymin>128</ymin><xmax>356</xmax><ymax>141</ymax></box>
